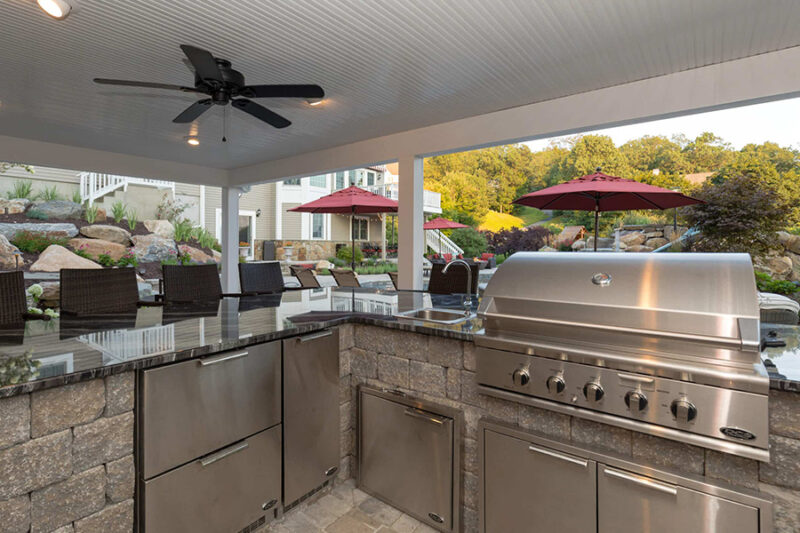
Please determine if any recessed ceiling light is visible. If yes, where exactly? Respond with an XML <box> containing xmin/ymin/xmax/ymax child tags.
<box><xmin>185</xmin><ymin>135</ymin><xmax>200</xmax><ymax>146</ymax></box>
<box><xmin>306</xmin><ymin>98</ymin><xmax>324</xmax><ymax>107</ymax></box>
<box><xmin>37</xmin><ymin>0</ymin><xmax>72</xmax><ymax>20</ymax></box>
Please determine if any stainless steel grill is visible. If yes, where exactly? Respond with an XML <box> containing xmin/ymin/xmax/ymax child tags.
<box><xmin>475</xmin><ymin>252</ymin><xmax>769</xmax><ymax>461</ymax></box>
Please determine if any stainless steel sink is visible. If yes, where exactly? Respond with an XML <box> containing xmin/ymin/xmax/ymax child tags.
<box><xmin>394</xmin><ymin>308</ymin><xmax>474</xmax><ymax>324</ymax></box>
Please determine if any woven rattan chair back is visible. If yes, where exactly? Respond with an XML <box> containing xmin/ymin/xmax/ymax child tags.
<box><xmin>331</xmin><ymin>269</ymin><xmax>360</xmax><ymax>288</ymax></box>
<box><xmin>388</xmin><ymin>271</ymin><xmax>399</xmax><ymax>290</ymax></box>
<box><xmin>427</xmin><ymin>262</ymin><xmax>480</xmax><ymax>295</ymax></box>
<box><xmin>60</xmin><ymin>268</ymin><xmax>140</xmax><ymax>316</ymax></box>
<box><xmin>0</xmin><ymin>271</ymin><xmax>27</xmax><ymax>325</ymax></box>
<box><xmin>239</xmin><ymin>262</ymin><xmax>285</xmax><ymax>294</ymax></box>
<box><xmin>162</xmin><ymin>264</ymin><xmax>222</xmax><ymax>303</ymax></box>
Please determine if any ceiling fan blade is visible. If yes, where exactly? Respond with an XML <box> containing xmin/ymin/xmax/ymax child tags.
<box><xmin>172</xmin><ymin>98</ymin><xmax>214</xmax><ymax>123</ymax></box>
<box><xmin>180</xmin><ymin>45</ymin><xmax>223</xmax><ymax>85</ymax></box>
<box><xmin>94</xmin><ymin>78</ymin><xmax>200</xmax><ymax>92</ymax></box>
<box><xmin>232</xmin><ymin>99</ymin><xmax>291</xmax><ymax>128</ymax></box>
<box><xmin>240</xmin><ymin>84</ymin><xmax>324</xmax><ymax>99</ymax></box>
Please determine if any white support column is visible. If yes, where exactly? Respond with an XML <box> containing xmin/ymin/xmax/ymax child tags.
<box><xmin>380</xmin><ymin>213</ymin><xmax>387</xmax><ymax>263</ymax></box>
<box><xmin>397</xmin><ymin>155</ymin><xmax>424</xmax><ymax>290</ymax></box>
<box><xmin>221</xmin><ymin>186</ymin><xmax>240</xmax><ymax>293</ymax></box>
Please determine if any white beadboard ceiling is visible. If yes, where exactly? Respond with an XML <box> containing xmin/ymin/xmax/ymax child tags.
<box><xmin>0</xmin><ymin>0</ymin><xmax>799</xmax><ymax>172</ymax></box>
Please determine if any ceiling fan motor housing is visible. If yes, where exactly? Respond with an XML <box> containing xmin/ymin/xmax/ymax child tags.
<box><xmin>199</xmin><ymin>59</ymin><xmax>245</xmax><ymax>104</ymax></box>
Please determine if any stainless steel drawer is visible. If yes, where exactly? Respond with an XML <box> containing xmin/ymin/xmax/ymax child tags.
<box><xmin>140</xmin><ymin>341</ymin><xmax>281</xmax><ymax>478</ymax></box>
<box><xmin>143</xmin><ymin>425</ymin><xmax>282</xmax><ymax>533</ymax></box>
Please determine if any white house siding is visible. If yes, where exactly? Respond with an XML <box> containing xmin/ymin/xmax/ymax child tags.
<box><xmin>0</xmin><ymin>165</ymin><xmax>81</xmax><ymax>199</ymax></box>
<box><xmin>282</xmin><ymin>202</ymin><xmax>302</xmax><ymax>240</ymax></box>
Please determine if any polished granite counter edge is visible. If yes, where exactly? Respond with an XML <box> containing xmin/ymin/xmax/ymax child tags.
<box><xmin>0</xmin><ymin>314</ymin><xmax>475</xmax><ymax>399</ymax></box>
<box><xmin>769</xmin><ymin>376</ymin><xmax>800</xmax><ymax>393</ymax></box>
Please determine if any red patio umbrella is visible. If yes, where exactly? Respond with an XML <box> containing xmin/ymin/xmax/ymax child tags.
<box><xmin>513</xmin><ymin>170</ymin><xmax>702</xmax><ymax>251</ymax></box>
<box><xmin>289</xmin><ymin>186</ymin><xmax>398</xmax><ymax>270</ymax></box>
<box><xmin>424</xmin><ymin>217</ymin><xmax>468</xmax><ymax>256</ymax></box>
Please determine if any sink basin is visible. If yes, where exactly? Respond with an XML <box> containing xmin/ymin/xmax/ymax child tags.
<box><xmin>394</xmin><ymin>308</ymin><xmax>474</xmax><ymax>324</ymax></box>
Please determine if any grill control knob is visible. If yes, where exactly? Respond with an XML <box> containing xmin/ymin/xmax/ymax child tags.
<box><xmin>583</xmin><ymin>382</ymin><xmax>604</xmax><ymax>403</ymax></box>
<box><xmin>625</xmin><ymin>390</ymin><xmax>648</xmax><ymax>413</ymax></box>
<box><xmin>670</xmin><ymin>398</ymin><xmax>698</xmax><ymax>422</ymax></box>
<box><xmin>546</xmin><ymin>375</ymin><xmax>566</xmax><ymax>395</ymax></box>
<box><xmin>512</xmin><ymin>368</ymin><xmax>530</xmax><ymax>387</ymax></box>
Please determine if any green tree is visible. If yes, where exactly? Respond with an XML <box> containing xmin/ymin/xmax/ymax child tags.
<box><xmin>620</xmin><ymin>135</ymin><xmax>691</xmax><ymax>175</ymax></box>
<box><xmin>553</xmin><ymin>135</ymin><xmax>630</xmax><ymax>181</ymax></box>
<box><xmin>426</xmin><ymin>171</ymin><xmax>492</xmax><ymax>222</ymax></box>
<box><xmin>448</xmin><ymin>227</ymin><xmax>488</xmax><ymax>257</ymax></box>
<box><xmin>681</xmin><ymin>132</ymin><xmax>733</xmax><ymax>171</ymax></box>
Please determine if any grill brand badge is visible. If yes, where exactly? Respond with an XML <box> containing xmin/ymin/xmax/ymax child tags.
<box><xmin>591</xmin><ymin>273</ymin><xmax>612</xmax><ymax>287</ymax></box>
<box><xmin>720</xmin><ymin>427</ymin><xmax>757</xmax><ymax>441</ymax></box>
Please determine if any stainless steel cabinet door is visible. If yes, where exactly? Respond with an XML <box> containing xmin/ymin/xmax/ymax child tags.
<box><xmin>360</xmin><ymin>392</ymin><xmax>454</xmax><ymax>530</ymax></box>
<box><xmin>598</xmin><ymin>465</ymin><xmax>760</xmax><ymax>533</ymax></box>
<box><xmin>141</xmin><ymin>341</ymin><xmax>281</xmax><ymax>478</ymax></box>
<box><xmin>144</xmin><ymin>425</ymin><xmax>282</xmax><ymax>533</ymax></box>
<box><xmin>483</xmin><ymin>430</ymin><xmax>597</xmax><ymax>533</ymax></box>
<box><xmin>283</xmin><ymin>329</ymin><xmax>341</xmax><ymax>505</ymax></box>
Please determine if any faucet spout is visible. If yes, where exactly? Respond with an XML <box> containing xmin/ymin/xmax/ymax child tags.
<box><xmin>442</xmin><ymin>259</ymin><xmax>473</xmax><ymax>313</ymax></box>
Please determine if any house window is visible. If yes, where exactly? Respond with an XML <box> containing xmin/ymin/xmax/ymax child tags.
<box><xmin>214</xmin><ymin>209</ymin><xmax>257</xmax><ymax>260</ymax></box>
<box><xmin>335</xmin><ymin>172</ymin><xmax>345</xmax><ymax>190</ymax></box>
<box><xmin>352</xmin><ymin>217</ymin><xmax>368</xmax><ymax>240</ymax></box>
<box><xmin>283</xmin><ymin>178</ymin><xmax>301</xmax><ymax>186</ymax></box>
<box><xmin>310</xmin><ymin>175</ymin><xmax>327</xmax><ymax>188</ymax></box>
<box><xmin>348</xmin><ymin>170</ymin><xmax>358</xmax><ymax>186</ymax></box>
<box><xmin>312</xmin><ymin>213</ymin><xmax>325</xmax><ymax>239</ymax></box>
<box><xmin>367</xmin><ymin>172</ymin><xmax>375</xmax><ymax>186</ymax></box>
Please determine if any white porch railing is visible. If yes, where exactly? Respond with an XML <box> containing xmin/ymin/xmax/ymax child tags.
<box><xmin>366</xmin><ymin>184</ymin><xmax>442</xmax><ymax>214</ymax></box>
<box><xmin>78</xmin><ymin>324</ymin><xmax>175</xmax><ymax>363</ymax></box>
<box><xmin>79</xmin><ymin>172</ymin><xmax>175</xmax><ymax>205</ymax></box>
<box><xmin>426</xmin><ymin>228</ymin><xmax>463</xmax><ymax>256</ymax></box>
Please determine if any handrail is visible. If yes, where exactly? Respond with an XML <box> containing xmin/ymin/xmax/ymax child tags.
<box><xmin>79</xmin><ymin>172</ymin><xmax>175</xmax><ymax>205</ymax></box>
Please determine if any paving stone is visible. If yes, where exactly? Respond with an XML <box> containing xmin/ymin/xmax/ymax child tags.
<box><xmin>355</xmin><ymin>325</ymin><xmax>395</xmax><ymax>354</ymax></box>
<box><xmin>704</xmin><ymin>450</ymin><xmax>759</xmax><ymax>489</ymax></box>
<box><xmin>463</xmin><ymin>438</ymin><xmax>479</xmax><ymax>476</ymax></box>
<box><xmin>632</xmin><ymin>433</ymin><xmax>704</xmax><ymax>475</ymax></box>
<box><xmin>480</xmin><ymin>395</ymin><xmax>518</xmax><ymax>421</ymax></box>
<box><xmin>769</xmin><ymin>390</ymin><xmax>800</xmax><ymax>439</ymax></box>
<box><xmin>30</xmin><ymin>465</ymin><xmax>105</xmax><ymax>533</ymax></box>
<box><xmin>760</xmin><ymin>435</ymin><xmax>800</xmax><ymax>489</ymax></box>
<box><xmin>50</xmin><ymin>526</ymin><xmax>73</xmax><ymax>533</ymax></box>
<box><xmin>74</xmin><ymin>499</ymin><xmax>133</xmax><ymax>533</ymax></box>
<box><xmin>329</xmin><ymin>479</ymin><xmax>355</xmax><ymax>506</ymax></box>
<box><xmin>104</xmin><ymin>372</ymin><xmax>134</xmax><ymax>417</ymax></box>
<box><xmin>0</xmin><ymin>494</ymin><xmax>30</xmax><ymax>533</ymax></box>
<box><xmin>303</xmin><ymin>494</ymin><xmax>348</xmax><ymax>529</ymax></box>
<box><xmin>337</xmin><ymin>455</ymin><xmax>352</xmax><ymax>481</ymax></box>
<box><xmin>409</xmin><ymin>361</ymin><xmax>446</xmax><ymax>397</ymax></box>
<box><xmin>339</xmin><ymin>375</ymin><xmax>351</xmax><ymax>405</ymax></box>
<box><xmin>0</xmin><ymin>429</ymin><xmax>72</xmax><ymax>499</ymax></box>
<box><xmin>106</xmin><ymin>455</ymin><xmax>135</xmax><ymax>503</ymax></box>
<box><xmin>341</xmin><ymin>428</ymin><xmax>355</xmax><ymax>457</ymax></box>
<box><xmin>460</xmin><ymin>370</ymin><xmax>480</xmax><ymax>406</ymax></box>
<box><xmin>0</xmin><ymin>394</ymin><xmax>30</xmax><ymax>450</ymax></box>
<box><xmin>340</xmin><ymin>401</ymin><xmax>355</xmax><ymax>431</ymax></box>
<box><xmin>571</xmin><ymin>418</ymin><xmax>632</xmax><ymax>456</ymax></box>
<box><xmin>358</xmin><ymin>496</ymin><xmax>403</xmax><ymax>526</ymax></box>
<box><xmin>325</xmin><ymin>511</ymin><xmax>377</xmax><ymax>533</ymax></box>
<box><xmin>72</xmin><ymin>411</ymin><xmax>134</xmax><ymax>472</ymax></box>
<box><xmin>339</xmin><ymin>349</ymin><xmax>352</xmax><ymax>378</ymax></box>
<box><xmin>518</xmin><ymin>404</ymin><xmax>571</xmax><ymax>440</ymax></box>
<box><xmin>394</xmin><ymin>331</ymin><xmax>428</xmax><ymax>363</ymax></box>
<box><xmin>272</xmin><ymin>508</ymin><xmax>319</xmax><ymax>533</ymax></box>
<box><xmin>446</xmin><ymin>368</ymin><xmax>461</xmax><ymax>400</ymax></box>
<box><xmin>462</xmin><ymin>342</ymin><xmax>477</xmax><ymax>371</ymax></box>
<box><xmin>350</xmin><ymin>348</ymin><xmax>378</xmax><ymax>379</ymax></box>
<box><xmin>378</xmin><ymin>354</ymin><xmax>409</xmax><ymax>388</ymax></box>
<box><xmin>463</xmin><ymin>471</ymin><xmax>478</xmax><ymax>511</ymax></box>
<box><xmin>31</xmin><ymin>379</ymin><xmax>105</xmax><ymax>437</ymax></box>
<box><xmin>390</xmin><ymin>513</ymin><xmax>422</xmax><ymax>533</ymax></box>
<box><xmin>427</xmin><ymin>337</ymin><xmax>463</xmax><ymax>369</ymax></box>
<box><xmin>758</xmin><ymin>483</ymin><xmax>800</xmax><ymax>533</ymax></box>
<box><xmin>338</xmin><ymin>324</ymin><xmax>354</xmax><ymax>351</ymax></box>
<box><xmin>462</xmin><ymin>506</ymin><xmax>479</xmax><ymax>533</ymax></box>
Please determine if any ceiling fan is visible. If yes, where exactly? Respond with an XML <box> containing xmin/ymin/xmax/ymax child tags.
<box><xmin>94</xmin><ymin>44</ymin><xmax>324</xmax><ymax>129</ymax></box>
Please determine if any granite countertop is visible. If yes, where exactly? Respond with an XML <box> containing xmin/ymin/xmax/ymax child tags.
<box><xmin>0</xmin><ymin>287</ymin><xmax>481</xmax><ymax>397</ymax></box>
<box><xmin>761</xmin><ymin>323</ymin><xmax>800</xmax><ymax>393</ymax></box>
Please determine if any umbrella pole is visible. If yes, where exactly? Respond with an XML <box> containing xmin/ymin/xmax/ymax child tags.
<box><xmin>594</xmin><ymin>206</ymin><xmax>599</xmax><ymax>252</ymax></box>
<box><xmin>351</xmin><ymin>206</ymin><xmax>356</xmax><ymax>272</ymax></box>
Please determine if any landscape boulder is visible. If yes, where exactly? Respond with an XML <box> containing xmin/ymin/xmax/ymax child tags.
<box><xmin>177</xmin><ymin>244</ymin><xmax>214</xmax><ymax>264</ymax></box>
<box><xmin>767</xmin><ymin>255</ymin><xmax>794</xmax><ymax>278</ymax></box>
<box><xmin>627</xmin><ymin>244</ymin><xmax>655</xmax><ymax>253</ymax></box>
<box><xmin>571</xmin><ymin>240</ymin><xmax>586</xmax><ymax>251</ymax></box>
<box><xmin>644</xmin><ymin>231</ymin><xmax>664</xmax><ymax>239</ymax></box>
<box><xmin>663</xmin><ymin>226</ymin><xmax>688</xmax><ymax>242</ymax></box>
<box><xmin>0</xmin><ymin>198</ymin><xmax>31</xmax><ymax>214</ymax></box>
<box><xmin>645</xmin><ymin>237</ymin><xmax>669</xmax><ymax>249</ymax></box>
<box><xmin>38</xmin><ymin>282</ymin><xmax>60</xmax><ymax>308</ymax></box>
<box><xmin>68</xmin><ymin>238</ymin><xmax>128</xmax><ymax>262</ymax></box>
<box><xmin>143</xmin><ymin>220</ymin><xmax>175</xmax><ymax>239</ymax></box>
<box><xmin>555</xmin><ymin>226</ymin><xmax>586</xmax><ymax>247</ymax></box>
<box><xmin>31</xmin><ymin>200</ymin><xmax>83</xmax><ymax>220</ymax></box>
<box><xmin>212</xmin><ymin>249</ymin><xmax>221</xmax><ymax>263</ymax></box>
<box><xmin>585</xmin><ymin>237</ymin><xmax>614</xmax><ymax>249</ymax></box>
<box><xmin>619</xmin><ymin>231</ymin><xmax>645</xmax><ymax>247</ymax></box>
<box><xmin>30</xmin><ymin>245</ymin><xmax>102</xmax><ymax>272</ymax></box>
<box><xmin>0</xmin><ymin>223</ymin><xmax>79</xmax><ymax>240</ymax></box>
<box><xmin>79</xmin><ymin>224</ymin><xmax>132</xmax><ymax>246</ymax></box>
<box><xmin>778</xmin><ymin>231</ymin><xmax>800</xmax><ymax>255</ymax></box>
<box><xmin>538</xmin><ymin>246</ymin><xmax>557</xmax><ymax>252</ymax></box>
<box><xmin>0</xmin><ymin>235</ymin><xmax>23</xmax><ymax>269</ymax></box>
<box><xmin>131</xmin><ymin>234</ymin><xmax>177</xmax><ymax>263</ymax></box>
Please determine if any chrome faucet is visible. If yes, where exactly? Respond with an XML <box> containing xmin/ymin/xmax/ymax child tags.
<box><xmin>442</xmin><ymin>259</ymin><xmax>473</xmax><ymax>314</ymax></box>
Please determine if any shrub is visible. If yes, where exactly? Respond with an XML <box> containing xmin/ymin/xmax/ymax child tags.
<box><xmin>483</xmin><ymin>226</ymin><xmax>551</xmax><ymax>256</ymax></box>
<box><xmin>337</xmin><ymin>245</ymin><xmax>363</xmax><ymax>264</ymax></box>
<box><xmin>156</xmin><ymin>193</ymin><xmax>191</xmax><ymax>223</ymax></box>
<box><xmin>449</xmin><ymin>227</ymin><xmax>488</xmax><ymax>258</ymax></box>
<box><xmin>73</xmin><ymin>246</ymin><xmax>93</xmax><ymax>260</ymax></box>
<box><xmin>96</xmin><ymin>253</ymin><xmax>116</xmax><ymax>267</ymax></box>
<box><xmin>117</xmin><ymin>250</ymin><xmax>139</xmax><ymax>268</ymax></box>
<box><xmin>174</xmin><ymin>219</ymin><xmax>194</xmax><ymax>242</ymax></box>
<box><xmin>26</xmin><ymin>208</ymin><xmax>48</xmax><ymax>220</ymax></box>
<box><xmin>11</xmin><ymin>231</ymin><xmax>68</xmax><ymax>253</ymax></box>
<box><xmin>755</xmin><ymin>271</ymin><xmax>799</xmax><ymax>295</ymax></box>
<box><xmin>37</xmin><ymin>185</ymin><xmax>62</xmax><ymax>202</ymax></box>
<box><xmin>111</xmin><ymin>201</ymin><xmax>127</xmax><ymax>224</ymax></box>
<box><xmin>71</xmin><ymin>190</ymin><xmax>82</xmax><ymax>204</ymax></box>
<box><xmin>7</xmin><ymin>180</ymin><xmax>33</xmax><ymax>200</ymax></box>
<box><xmin>126</xmin><ymin>209</ymin><xmax>138</xmax><ymax>232</ymax></box>
<box><xmin>84</xmin><ymin>204</ymin><xmax>99</xmax><ymax>224</ymax></box>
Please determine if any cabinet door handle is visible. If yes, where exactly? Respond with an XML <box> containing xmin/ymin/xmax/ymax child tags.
<box><xmin>298</xmin><ymin>330</ymin><xmax>333</xmax><ymax>343</ymax></box>
<box><xmin>325</xmin><ymin>466</ymin><xmax>339</xmax><ymax>477</ymax></box>
<box><xmin>527</xmin><ymin>444</ymin><xmax>588</xmax><ymax>467</ymax></box>
<box><xmin>199</xmin><ymin>351</ymin><xmax>249</xmax><ymax>366</ymax></box>
<box><xmin>200</xmin><ymin>442</ymin><xmax>249</xmax><ymax>467</ymax></box>
<box><xmin>617</xmin><ymin>373</ymin><xmax>655</xmax><ymax>384</ymax></box>
<box><xmin>404</xmin><ymin>408</ymin><xmax>447</xmax><ymax>425</ymax></box>
<box><xmin>603</xmin><ymin>467</ymin><xmax>678</xmax><ymax>496</ymax></box>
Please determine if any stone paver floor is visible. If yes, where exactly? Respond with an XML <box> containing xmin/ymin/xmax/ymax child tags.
<box><xmin>259</xmin><ymin>479</ymin><xmax>438</xmax><ymax>533</ymax></box>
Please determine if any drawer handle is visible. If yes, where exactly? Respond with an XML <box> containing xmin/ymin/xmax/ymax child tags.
<box><xmin>617</xmin><ymin>373</ymin><xmax>655</xmax><ymax>384</ymax></box>
<box><xmin>428</xmin><ymin>513</ymin><xmax>445</xmax><ymax>524</ymax></box>
<box><xmin>527</xmin><ymin>445</ymin><xmax>588</xmax><ymax>468</ymax></box>
<box><xmin>200</xmin><ymin>442</ymin><xmax>249</xmax><ymax>467</ymax></box>
<box><xmin>325</xmin><ymin>466</ymin><xmax>339</xmax><ymax>477</ymax></box>
<box><xmin>199</xmin><ymin>351</ymin><xmax>249</xmax><ymax>366</ymax></box>
<box><xmin>298</xmin><ymin>330</ymin><xmax>333</xmax><ymax>343</ymax></box>
<box><xmin>603</xmin><ymin>467</ymin><xmax>678</xmax><ymax>496</ymax></box>
<box><xmin>404</xmin><ymin>408</ymin><xmax>447</xmax><ymax>425</ymax></box>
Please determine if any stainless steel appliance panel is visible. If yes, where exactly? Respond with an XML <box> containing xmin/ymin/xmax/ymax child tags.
<box><xmin>359</xmin><ymin>390</ymin><xmax>454</xmax><ymax>531</ymax></box>
<box><xmin>483</xmin><ymin>429</ymin><xmax>596</xmax><ymax>533</ymax></box>
<box><xmin>598</xmin><ymin>464</ymin><xmax>760</xmax><ymax>533</ymax></box>
<box><xmin>283</xmin><ymin>329</ymin><xmax>341</xmax><ymax>505</ymax></box>
<box><xmin>143</xmin><ymin>425</ymin><xmax>281</xmax><ymax>533</ymax></box>
<box><xmin>141</xmin><ymin>341</ymin><xmax>281</xmax><ymax>478</ymax></box>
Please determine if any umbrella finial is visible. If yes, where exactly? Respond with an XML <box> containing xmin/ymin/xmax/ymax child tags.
<box><xmin>595</xmin><ymin>166</ymin><xmax>602</xmax><ymax>173</ymax></box>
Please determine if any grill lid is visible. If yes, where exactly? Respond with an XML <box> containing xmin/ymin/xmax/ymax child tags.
<box><xmin>478</xmin><ymin>253</ymin><xmax>760</xmax><ymax>354</ymax></box>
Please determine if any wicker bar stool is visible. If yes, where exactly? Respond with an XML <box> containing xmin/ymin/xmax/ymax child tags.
<box><xmin>162</xmin><ymin>264</ymin><xmax>234</xmax><ymax>303</ymax></box>
<box><xmin>0</xmin><ymin>271</ymin><xmax>28</xmax><ymax>325</ymax></box>
<box><xmin>60</xmin><ymin>268</ymin><xmax>141</xmax><ymax>316</ymax></box>
<box><xmin>331</xmin><ymin>269</ymin><xmax>361</xmax><ymax>288</ymax></box>
<box><xmin>289</xmin><ymin>265</ymin><xmax>321</xmax><ymax>289</ymax></box>
<box><xmin>238</xmin><ymin>261</ymin><xmax>286</xmax><ymax>294</ymax></box>
<box><xmin>388</xmin><ymin>271</ymin><xmax>399</xmax><ymax>290</ymax></box>
<box><xmin>427</xmin><ymin>262</ymin><xmax>480</xmax><ymax>295</ymax></box>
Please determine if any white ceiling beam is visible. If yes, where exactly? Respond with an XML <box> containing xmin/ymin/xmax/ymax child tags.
<box><xmin>229</xmin><ymin>46</ymin><xmax>800</xmax><ymax>186</ymax></box>
<box><xmin>0</xmin><ymin>135</ymin><xmax>229</xmax><ymax>186</ymax></box>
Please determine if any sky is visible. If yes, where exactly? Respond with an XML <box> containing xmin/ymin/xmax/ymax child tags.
<box><xmin>524</xmin><ymin>97</ymin><xmax>800</xmax><ymax>152</ymax></box>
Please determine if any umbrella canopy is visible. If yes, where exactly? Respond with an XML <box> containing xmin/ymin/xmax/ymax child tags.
<box><xmin>423</xmin><ymin>217</ymin><xmax>469</xmax><ymax>230</ymax></box>
<box><xmin>513</xmin><ymin>171</ymin><xmax>702</xmax><ymax>250</ymax></box>
<box><xmin>289</xmin><ymin>186</ymin><xmax>398</xmax><ymax>270</ymax></box>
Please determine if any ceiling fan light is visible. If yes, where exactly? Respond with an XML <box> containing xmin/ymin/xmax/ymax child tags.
<box><xmin>306</xmin><ymin>98</ymin><xmax>324</xmax><ymax>106</ymax></box>
<box><xmin>37</xmin><ymin>0</ymin><xmax>72</xmax><ymax>19</ymax></box>
<box><xmin>185</xmin><ymin>135</ymin><xmax>200</xmax><ymax>146</ymax></box>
